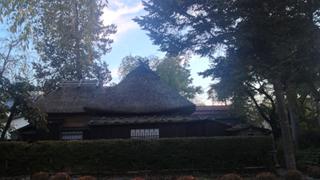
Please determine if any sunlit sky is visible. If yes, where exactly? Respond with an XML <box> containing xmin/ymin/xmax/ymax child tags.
<box><xmin>102</xmin><ymin>0</ymin><xmax>213</xmax><ymax>105</ymax></box>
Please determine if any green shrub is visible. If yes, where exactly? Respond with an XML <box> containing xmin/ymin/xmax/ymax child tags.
<box><xmin>299</xmin><ymin>130</ymin><xmax>320</xmax><ymax>149</ymax></box>
<box><xmin>255</xmin><ymin>172</ymin><xmax>277</xmax><ymax>180</ymax></box>
<box><xmin>0</xmin><ymin>137</ymin><xmax>274</xmax><ymax>176</ymax></box>
<box><xmin>296</xmin><ymin>148</ymin><xmax>320</xmax><ymax>168</ymax></box>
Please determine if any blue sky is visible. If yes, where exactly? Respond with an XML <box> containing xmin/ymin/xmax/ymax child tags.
<box><xmin>102</xmin><ymin>0</ymin><xmax>213</xmax><ymax>104</ymax></box>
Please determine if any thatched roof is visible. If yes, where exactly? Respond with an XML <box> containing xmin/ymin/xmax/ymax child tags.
<box><xmin>226</xmin><ymin>124</ymin><xmax>271</xmax><ymax>133</ymax></box>
<box><xmin>87</xmin><ymin>105</ymin><xmax>239</xmax><ymax>125</ymax></box>
<box><xmin>88</xmin><ymin>115</ymin><xmax>229</xmax><ymax>126</ymax></box>
<box><xmin>192</xmin><ymin>106</ymin><xmax>231</xmax><ymax>117</ymax></box>
<box><xmin>36</xmin><ymin>80</ymin><xmax>103</xmax><ymax>113</ymax></box>
<box><xmin>37</xmin><ymin>65</ymin><xmax>195</xmax><ymax>115</ymax></box>
<box><xmin>85</xmin><ymin>64</ymin><xmax>195</xmax><ymax>115</ymax></box>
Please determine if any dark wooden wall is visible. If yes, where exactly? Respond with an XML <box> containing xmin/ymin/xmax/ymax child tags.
<box><xmin>87</xmin><ymin>121</ymin><xmax>230</xmax><ymax>139</ymax></box>
<box><xmin>18</xmin><ymin>113</ymin><xmax>233</xmax><ymax>140</ymax></box>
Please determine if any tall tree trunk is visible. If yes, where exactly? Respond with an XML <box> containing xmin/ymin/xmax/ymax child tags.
<box><xmin>310</xmin><ymin>83</ymin><xmax>320</xmax><ymax>127</ymax></box>
<box><xmin>269</xmin><ymin>112</ymin><xmax>281</xmax><ymax>140</ymax></box>
<box><xmin>0</xmin><ymin>106</ymin><xmax>16</xmax><ymax>140</ymax></box>
<box><xmin>273</xmin><ymin>80</ymin><xmax>296</xmax><ymax>170</ymax></box>
<box><xmin>317</xmin><ymin>102</ymin><xmax>320</xmax><ymax>127</ymax></box>
<box><xmin>74</xmin><ymin>1</ymin><xmax>82</xmax><ymax>80</ymax></box>
<box><xmin>287</xmin><ymin>84</ymin><xmax>300</xmax><ymax>148</ymax></box>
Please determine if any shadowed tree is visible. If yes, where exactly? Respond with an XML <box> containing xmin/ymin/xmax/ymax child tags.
<box><xmin>136</xmin><ymin>0</ymin><xmax>320</xmax><ymax>169</ymax></box>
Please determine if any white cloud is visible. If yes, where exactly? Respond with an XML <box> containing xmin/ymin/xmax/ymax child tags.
<box><xmin>103</xmin><ymin>0</ymin><xmax>144</xmax><ymax>41</ymax></box>
<box><xmin>110</xmin><ymin>67</ymin><xmax>121</xmax><ymax>83</ymax></box>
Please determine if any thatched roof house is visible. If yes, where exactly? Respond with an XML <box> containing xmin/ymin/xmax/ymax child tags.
<box><xmin>17</xmin><ymin>64</ymin><xmax>268</xmax><ymax>141</ymax></box>
<box><xmin>37</xmin><ymin>64</ymin><xmax>195</xmax><ymax>115</ymax></box>
<box><xmin>86</xmin><ymin>64</ymin><xmax>195</xmax><ymax>115</ymax></box>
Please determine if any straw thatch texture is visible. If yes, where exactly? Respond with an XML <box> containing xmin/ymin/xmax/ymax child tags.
<box><xmin>85</xmin><ymin>64</ymin><xmax>195</xmax><ymax>115</ymax></box>
<box><xmin>37</xmin><ymin>65</ymin><xmax>195</xmax><ymax>115</ymax></box>
<box><xmin>88</xmin><ymin>115</ymin><xmax>222</xmax><ymax>125</ymax></box>
<box><xmin>36</xmin><ymin>80</ymin><xmax>103</xmax><ymax>113</ymax></box>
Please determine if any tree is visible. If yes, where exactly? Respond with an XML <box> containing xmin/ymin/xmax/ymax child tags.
<box><xmin>119</xmin><ymin>55</ymin><xmax>202</xmax><ymax>99</ymax></box>
<box><xmin>119</xmin><ymin>55</ymin><xmax>155</xmax><ymax>78</ymax></box>
<box><xmin>136</xmin><ymin>0</ymin><xmax>320</xmax><ymax>169</ymax></box>
<box><xmin>32</xmin><ymin>0</ymin><xmax>116</xmax><ymax>91</ymax></box>
<box><xmin>0</xmin><ymin>0</ymin><xmax>116</xmax><ymax>138</ymax></box>
<box><xmin>0</xmin><ymin>78</ymin><xmax>46</xmax><ymax>140</ymax></box>
<box><xmin>0</xmin><ymin>38</ymin><xmax>45</xmax><ymax>140</ymax></box>
<box><xmin>201</xmin><ymin>58</ymin><xmax>281</xmax><ymax>139</ymax></box>
<box><xmin>0</xmin><ymin>0</ymin><xmax>116</xmax><ymax>91</ymax></box>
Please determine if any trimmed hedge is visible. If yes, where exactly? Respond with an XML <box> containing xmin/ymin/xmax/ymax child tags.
<box><xmin>299</xmin><ymin>130</ymin><xmax>320</xmax><ymax>149</ymax></box>
<box><xmin>0</xmin><ymin>136</ymin><xmax>274</xmax><ymax>176</ymax></box>
<box><xmin>296</xmin><ymin>148</ymin><xmax>320</xmax><ymax>167</ymax></box>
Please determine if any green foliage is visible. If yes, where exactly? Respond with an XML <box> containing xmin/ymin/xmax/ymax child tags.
<box><xmin>119</xmin><ymin>55</ymin><xmax>202</xmax><ymax>99</ymax></box>
<box><xmin>298</xmin><ymin>129</ymin><xmax>320</xmax><ymax>149</ymax></box>
<box><xmin>0</xmin><ymin>137</ymin><xmax>274</xmax><ymax>176</ymax></box>
<box><xmin>136</xmin><ymin>0</ymin><xmax>320</xmax><ymax>110</ymax></box>
<box><xmin>156</xmin><ymin>56</ymin><xmax>202</xmax><ymax>99</ymax></box>
<box><xmin>296</xmin><ymin>149</ymin><xmax>320</xmax><ymax>167</ymax></box>
<box><xmin>0</xmin><ymin>0</ymin><xmax>39</xmax><ymax>46</ymax></box>
<box><xmin>136</xmin><ymin>1</ymin><xmax>320</xmax><ymax>169</ymax></box>
<box><xmin>278</xmin><ymin>146</ymin><xmax>320</xmax><ymax>168</ymax></box>
<box><xmin>0</xmin><ymin>1</ymin><xmax>116</xmax><ymax>136</ymax></box>
<box><xmin>118</xmin><ymin>55</ymin><xmax>158</xmax><ymax>78</ymax></box>
<box><xmin>31</xmin><ymin>0</ymin><xmax>116</xmax><ymax>91</ymax></box>
<box><xmin>299</xmin><ymin>96</ymin><xmax>320</xmax><ymax>131</ymax></box>
<box><xmin>0</xmin><ymin>0</ymin><xmax>116</xmax><ymax>92</ymax></box>
<box><xmin>0</xmin><ymin>38</ymin><xmax>46</xmax><ymax>139</ymax></box>
<box><xmin>0</xmin><ymin>77</ymin><xmax>47</xmax><ymax>139</ymax></box>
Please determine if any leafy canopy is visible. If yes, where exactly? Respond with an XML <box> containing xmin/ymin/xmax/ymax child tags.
<box><xmin>119</xmin><ymin>55</ymin><xmax>202</xmax><ymax>99</ymax></box>
<box><xmin>0</xmin><ymin>0</ymin><xmax>116</xmax><ymax>92</ymax></box>
<box><xmin>32</xmin><ymin>0</ymin><xmax>116</xmax><ymax>91</ymax></box>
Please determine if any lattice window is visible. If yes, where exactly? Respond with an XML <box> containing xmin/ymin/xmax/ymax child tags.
<box><xmin>61</xmin><ymin>131</ymin><xmax>83</xmax><ymax>140</ymax></box>
<box><xmin>130</xmin><ymin>129</ymin><xmax>159</xmax><ymax>139</ymax></box>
